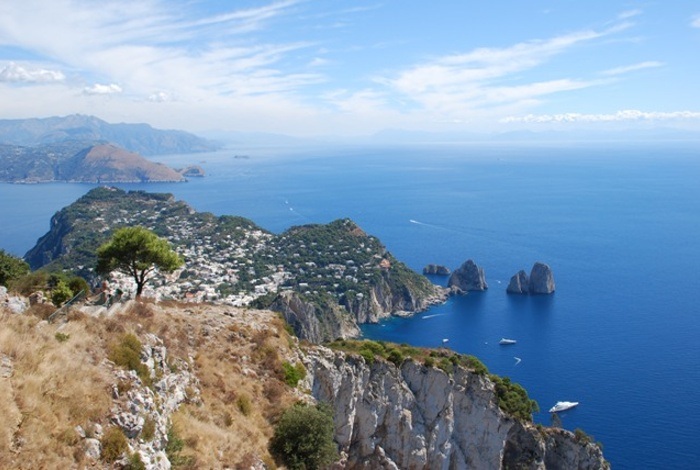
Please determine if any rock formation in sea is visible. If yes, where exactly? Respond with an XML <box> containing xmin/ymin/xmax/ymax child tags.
<box><xmin>506</xmin><ymin>263</ymin><xmax>556</xmax><ymax>295</ymax></box>
<box><xmin>506</xmin><ymin>270</ymin><xmax>530</xmax><ymax>294</ymax></box>
<box><xmin>447</xmin><ymin>259</ymin><xmax>487</xmax><ymax>293</ymax></box>
<box><xmin>304</xmin><ymin>346</ymin><xmax>608</xmax><ymax>469</ymax></box>
<box><xmin>529</xmin><ymin>262</ymin><xmax>556</xmax><ymax>295</ymax></box>
<box><xmin>423</xmin><ymin>264</ymin><xmax>451</xmax><ymax>275</ymax></box>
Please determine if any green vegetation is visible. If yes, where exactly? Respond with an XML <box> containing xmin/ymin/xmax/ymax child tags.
<box><xmin>282</xmin><ymin>361</ymin><xmax>307</xmax><ymax>387</ymax></box>
<box><xmin>9</xmin><ymin>270</ymin><xmax>88</xmax><ymax>306</ymax></box>
<box><xmin>0</xmin><ymin>249</ymin><xmax>29</xmax><ymax>287</ymax></box>
<box><xmin>328</xmin><ymin>339</ymin><xmax>488</xmax><ymax>376</ymax></box>
<box><xmin>490</xmin><ymin>375</ymin><xmax>539</xmax><ymax>422</ymax></box>
<box><xmin>269</xmin><ymin>403</ymin><xmax>338</xmax><ymax>470</ymax></box>
<box><xmin>54</xmin><ymin>332</ymin><xmax>70</xmax><ymax>343</ymax></box>
<box><xmin>140</xmin><ymin>416</ymin><xmax>156</xmax><ymax>442</ymax></box>
<box><xmin>101</xmin><ymin>426</ymin><xmax>129</xmax><ymax>463</ymax></box>
<box><xmin>165</xmin><ymin>424</ymin><xmax>194</xmax><ymax>467</ymax></box>
<box><xmin>96</xmin><ymin>226</ymin><xmax>183</xmax><ymax>296</ymax></box>
<box><xmin>236</xmin><ymin>394</ymin><xmax>252</xmax><ymax>416</ymax></box>
<box><xmin>108</xmin><ymin>333</ymin><xmax>151</xmax><ymax>384</ymax></box>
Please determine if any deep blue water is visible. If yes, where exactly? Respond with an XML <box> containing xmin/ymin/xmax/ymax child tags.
<box><xmin>1</xmin><ymin>143</ymin><xmax>699</xmax><ymax>468</ymax></box>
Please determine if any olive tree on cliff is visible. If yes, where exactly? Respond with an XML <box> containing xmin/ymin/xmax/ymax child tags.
<box><xmin>96</xmin><ymin>226</ymin><xmax>182</xmax><ymax>297</ymax></box>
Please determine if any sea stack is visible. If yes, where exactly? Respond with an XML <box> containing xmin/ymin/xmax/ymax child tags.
<box><xmin>529</xmin><ymin>262</ymin><xmax>555</xmax><ymax>294</ymax></box>
<box><xmin>423</xmin><ymin>264</ymin><xmax>451</xmax><ymax>276</ymax></box>
<box><xmin>448</xmin><ymin>259</ymin><xmax>487</xmax><ymax>293</ymax></box>
<box><xmin>506</xmin><ymin>270</ymin><xmax>529</xmax><ymax>294</ymax></box>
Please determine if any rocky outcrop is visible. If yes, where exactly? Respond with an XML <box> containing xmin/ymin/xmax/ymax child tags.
<box><xmin>105</xmin><ymin>330</ymin><xmax>200</xmax><ymax>469</ymax></box>
<box><xmin>448</xmin><ymin>259</ymin><xmax>487</xmax><ymax>293</ymax></box>
<box><xmin>304</xmin><ymin>347</ymin><xmax>608</xmax><ymax>470</ymax></box>
<box><xmin>506</xmin><ymin>263</ymin><xmax>556</xmax><ymax>295</ymax></box>
<box><xmin>507</xmin><ymin>270</ymin><xmax>530</xmax><ymax>294</ymax></box>
<box><xmin>423</xmin><ymin>264</ymin><xmax>451</xmax><ymax>276</ymax></box>
<box><xmin>529</xmin><ymin>262</ymin><xmax>555</xmax><ymax>295</ymax></box>
<box><xmin>177</xmin><ymin>165</ymin><xmax>206</xmax><ymax>177</ymax></box>
<box><xmin>271</xmin><ymin>291</ymin><xmax>360</xmax><ymax>343</ymax></box>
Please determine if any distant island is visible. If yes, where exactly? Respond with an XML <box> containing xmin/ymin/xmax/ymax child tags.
<box><xmin>0</xmin><ymin>115</ymin><xmax>219</xmax><ymax>183</ymax></box>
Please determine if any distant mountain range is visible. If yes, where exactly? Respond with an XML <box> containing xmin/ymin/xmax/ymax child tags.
<box><xmin>0</xmin><ymin>115</ymin><xmax>217</xmax><ymax>183</ymax></box>
<box><xmin>0</xmin><ymin>114</ymin><xmax>218</xmax><ymax>155</ymax></box>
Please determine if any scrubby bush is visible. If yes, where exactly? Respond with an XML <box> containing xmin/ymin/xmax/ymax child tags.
<box><xmin>269</xmin><ymin>403</ymin><xmax>338</xmax><ymax>470</ymax></box>
<box><xmin>490</xmin><ymin>375</ymin><xmax>539</xmax><ymax>422</ymax></box>
<box><xmin>282</xmin><ymin>361</ymin><xmax>307</xmax><ymax>387</ymax></box>
<box><xmin>236</xmin><ymin>394</ymin><xmax>252</xmax><ymax>416</ymax></box>
<box><xmin>0</xmin><ymin>249</ymin><xmax>29</xmax><ymax>287</ymax></box>
<box><xmin>101</xmin><ymin>426</ymin><xmax>129</xmax><ymax>463</ymax></box>
<box><xmin>109</xmin><ymin>333</ymin><xmax>150</xmax><ymax>384</ymax></box>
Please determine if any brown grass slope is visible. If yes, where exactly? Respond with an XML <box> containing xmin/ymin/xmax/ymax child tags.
<box><xmin>0</xmin><ymin>300</ymin><xmax>302</xmax><ymax>469</ymax></box>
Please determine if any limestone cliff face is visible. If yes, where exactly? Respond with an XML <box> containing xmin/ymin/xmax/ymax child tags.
<box><xmin>271</xmin><ymin>291</ymin><xmax>360</xmax><ymax>343</ymax></box>
<box><xmin>304</xmin><ymin>347</ymin><xmax>607</xmax><ymax>470</ymax></box>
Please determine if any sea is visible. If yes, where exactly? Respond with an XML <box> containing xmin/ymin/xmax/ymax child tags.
<box><xmin>1</xmin><ymin>142</ymin><xmax>699</xmax><ymax>469</ymax></box>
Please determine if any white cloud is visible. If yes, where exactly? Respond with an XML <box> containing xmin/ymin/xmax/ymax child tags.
<box><xmin>692</xmin><ymin>14</ymin><xmax>700</xmax><ymax>28</ymax></box>
<box><xmin>601</xmin><ymin>61</ymin><xmax>663</xmax><ymax>76</ymax></box>
<box><xmin>501</xmin><ymin>110</ymin><xmax>700</xmax><ymax>123</ymax></box>
<box><xmin>619</xmin><ymin>10</ymin><xmax>642</xmax><ymax>20</ymax></box>
<box><xmin>0</xmin><ymin>62</ymin><xmax>65</xmax><ymax>83</ymax></box>
<box><xmin>148</xmin><ymin>91</ymin><xmax>173</xmax><ymax>102</ymax></box>
<box><xmin>381</xmin><ymin>23</ymin><xmax>630</xmax><ymax>120</ymax></box>
<box><xmin>83</xmin><ymin>83</ymin><xmax>122</xmax><ymax>95</ymax></box>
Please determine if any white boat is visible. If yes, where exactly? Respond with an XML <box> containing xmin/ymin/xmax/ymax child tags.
<box><xmin>549</xmin><ymin>401</ymin><xmax>579</xmax><ymax>413</ymax></box>
<box><xmin>499</xmin><ymin>338</ymin><xmax>517</xmax><ymax>345</ymax></box>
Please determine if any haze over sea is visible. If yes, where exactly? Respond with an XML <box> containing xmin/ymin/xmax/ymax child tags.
<box><xmin>1</xmin><ymin>143</ymin><xmax>699</xmax><ymax>469</ymax></box>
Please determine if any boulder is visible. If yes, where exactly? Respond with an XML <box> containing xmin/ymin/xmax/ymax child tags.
<box><xmin>506</xmin><ymin>270</ymin><xmax>529</xmax><ymax>294</ymax></box>
<box><xmin>529</xmin><ymin>262</ymin><xmax>555</xmax><ymax>295</ymax></box>
<box><xmin>422</xmin><ymin>264</ymin><xmax>451</xmax><ymax>276</ymax></box>
<box><xmin>447</xmin><ymin>259</ymin><xmax>487</xmax><ymax>293</ymax></box>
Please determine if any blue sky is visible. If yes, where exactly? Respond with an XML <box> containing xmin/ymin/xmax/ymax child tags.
<box><xmin>1</xmin><ymin>0</ymin><xmax>699</xmax><ymax>137</ymax></box>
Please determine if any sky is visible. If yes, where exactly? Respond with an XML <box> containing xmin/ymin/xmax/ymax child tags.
<box><xmin>1</xmin><ymin>0</ymin><xmax>699</xmax><ymax>138</ymax></box>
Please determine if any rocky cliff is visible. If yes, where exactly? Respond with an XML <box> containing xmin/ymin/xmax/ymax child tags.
<box><xmin>304</xmin><ymin>347</ymin><xmax>608</xmax><ymax>470</ymax></box>
<box><xmin>506</xmin><ymin>270</ymin><xmax>530</xmax><ymax>294</ymax></box>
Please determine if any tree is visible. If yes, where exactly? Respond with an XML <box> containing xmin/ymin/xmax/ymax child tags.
<box><xmin>0</xmin><ymin>249</ymin><xmax>30</xmax><ymax>287</ymax></box>
<box><xmin>96</xmin><ymin>226</ymin><xmax>182</xmax><ymax>297</ymax></box>
<box><xmin>269</xmin><ymin>402</ymin><xmax>338</xmax><ymax>470</ymax></box>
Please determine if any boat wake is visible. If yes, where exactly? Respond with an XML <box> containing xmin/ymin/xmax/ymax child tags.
<box><xmin>514</xmin><ymin>357</ymin><xmax>522</xmax><ymax>365</ymax></box>
<box><xmin>421</xmin><ymin>313</ymin><xmax>445</xmax><ymax>320</ymax></box>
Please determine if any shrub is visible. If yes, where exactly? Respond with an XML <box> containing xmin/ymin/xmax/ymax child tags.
<box><xmin>269</xmin><ymin>403</ymin><xmax>338</xmax><ymax>470</ymax></box>
<box><xmin>165</xmin><ymin>425</ymin><xmax>195</xmax><ymax>467</ymax></box>
<box><xmin>0</xmin><ymin>249</ymin><xmax>30</xmax><ymax>287</ymax></box>
<box><xmin>51</xmin><ymin>280</ymin><xmax>73</xmax><ymax>306</ymax></box>
<box><xmin>109</xmin><ymin>333</ymin><xmax>150</xmax><ymax>384</ymax></box>
<box><xmin>490</xmin><ymin>375</ymin><xmax>539</xmax><ymax>422</ymax></box>
<box><xmin>141</xmin><ymin>416</ymin><xmax>156</xmax><ymax>441</ymax></box>
<box><xmin>282</xmin><ymin>361</ymin><xmax>306</xmax><ymax>387</ymax></box>
<box><xmin>465</xmin><ymin>355</ymin><xmax>488</xmax><ymax>375</ymax></box>
<box><xmin>574</xmin><ymin>428</ymin><xmax>592</xmax><ymax>445</ymax></box>
<box><xmin>387</xmin><ymin>348</ymin><xmax>405</xmax><ymax>366</ymax></box>
<box><xmin>101</xmin><ymin>426</ymin><xmax>129</xmax><ymax>463</ymax></box>
<box><xmin>126</xmin><ymin>452</ymin><xmax>146</xmax><ymax>470</ymax></box>
<box><xmin>55</xmin><ymin>332</ymin><xmax>71</xmax><ymax>343</ymax></box>
<box><xmin>360</xmin><ymin>348</ymin><xmax>375</xmax><ymax>365</ymax></box>
<box><xmin>423</xmin><ymin>357</ymin><xmax>435</xmax><ymax>368</ymax></box>
<box><xmin>236</xmin><ymin>394</ymin><xmax>252</xmax><ymax>416</ymax></box>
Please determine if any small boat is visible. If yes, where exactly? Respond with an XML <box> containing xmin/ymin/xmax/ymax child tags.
<box><xmin>442</xmin><ymin>338</ymin><xmax>449</xmax><ymax>344</ymax></box>
<box><xmin>549</xmin><ymin>401</ymin><xmax>579</xmax><ymax>413</ymax></box>
<box><xmin>499</xmin><ymin>338</ymin><xmax>517</xmax><ymax>345</ymax></box>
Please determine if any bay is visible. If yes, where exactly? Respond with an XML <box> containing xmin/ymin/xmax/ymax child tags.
<box><xmin>1</xmin><ymin>142</ymin><xmax>699</xmax><ymax>469</ymax></box>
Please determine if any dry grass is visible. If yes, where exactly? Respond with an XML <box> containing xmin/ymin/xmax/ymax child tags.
<box><xmin>0</xmin><ymin>299</ymin><xmax>303</xmax><ymax>469</ymax></box>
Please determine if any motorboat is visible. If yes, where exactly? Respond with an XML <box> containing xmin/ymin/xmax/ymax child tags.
<box><xmin>499</xmin><ymin>338</ymin><xmax>517</xmax><ymax>345</ymax></box>
<box><xmin>549</xmin><ymin>401</ymin><xmax>579</xmax><ymax>413</ymax></box>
